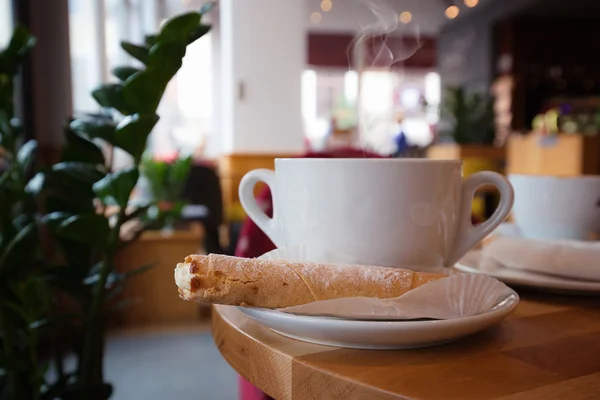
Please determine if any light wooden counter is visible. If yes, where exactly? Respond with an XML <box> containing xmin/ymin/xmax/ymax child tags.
<box><xmin>212</xmin><ymin>294</ymin><xmax>600</xmax><ymax>399</ymax></box>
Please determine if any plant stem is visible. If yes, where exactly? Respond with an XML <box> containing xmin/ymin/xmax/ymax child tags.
<box><xmin>78</xmin><ymin>206</ymin><xmax>127</xmax><ymax>397</ymax></box>
<box><xmin>53</xmin><ymin>331</ymin><xmax>65</xmax><ymax>382</ymax></box>
<box><xmin>0</xmin><ymin>303</ymin><xmax>18</xmax><ymax>399</ymax></box>
<box><xmin>49</xmin><ymin>295</ymin><xmax>65</xmax><ymax>383</ymax></box>
<box><xmin>99</xmin><ymin>146</ymin><xmax>115</xmax><ymax>219</ymax></box>
<box><xmin>27</xmin><ymin>334</ymin><xmax>41</xmax><ymax>400</ymax></box>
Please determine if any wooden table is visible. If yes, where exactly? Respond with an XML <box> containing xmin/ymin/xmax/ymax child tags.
<box><xmin>212</xmin><ymin>293</ymin><xmax>600</xmax><ymax>400</ymax></box>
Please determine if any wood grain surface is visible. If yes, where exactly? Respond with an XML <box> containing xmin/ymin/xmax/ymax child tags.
<box><xmin>212</xmin><ymin>293</ymin><xmax>600</xmax><ymax>400</ymax></box>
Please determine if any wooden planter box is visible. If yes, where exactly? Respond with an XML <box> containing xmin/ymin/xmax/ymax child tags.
<box><xmin>114</xmin><ymin>228</ymin><xmax>205</xmax><ymax>328</ymax></box>
<box><xmin>426</xmin><ymin>144</ymin><xmax>506</xmax><ymax>175</ymax></box>
<box><xmin>507</xmin><ymin>133</ymin><xmax>600</xmax><ymax>176</ymax></box>
<box><xmin>426</xmin><ymin>144</ymin><xmax>506</xmax><ymax>161</ymax></box>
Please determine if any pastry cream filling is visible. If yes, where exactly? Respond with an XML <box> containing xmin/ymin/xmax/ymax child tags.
<box><xmin>175</xmin><ymin>263</ymin><xmax>192</xmax><ymax>291</ymax></box>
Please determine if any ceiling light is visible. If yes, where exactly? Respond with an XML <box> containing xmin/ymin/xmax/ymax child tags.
<box><xmin>464</xmin><ymin>0</ymin><xmax>478</xmax><ymax>7</ymax></box>
<box><xmin>399</xmin><ymin>11</ymin><xmax>412</xmax><ymax>24</ymax></box>
<box><xmin>321</xmin><ymin>0</ymin><xmax>332</xmax><ymax>12</ymax></box>
<box><xmin>445</xmin><ymin>5</ymin><xmax>460</xmax><ymax>19</ymax></box>
<box><xmin>310</xmin><ymin>12</ymin><xmax>322</xmax><ymax>24</ymax></box>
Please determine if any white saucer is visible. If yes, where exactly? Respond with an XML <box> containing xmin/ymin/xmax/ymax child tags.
<box><xmin>455</xmin><ymin>251</ymin><xmax>600</xmax><ymax>296</ymax></box>
<box><xmin>237</xmin><ymin>292</ymin><xmax>519</xmax><ymax>350</ymax></box>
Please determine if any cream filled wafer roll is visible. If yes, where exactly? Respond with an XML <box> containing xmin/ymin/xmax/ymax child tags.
<box><xmin>175</xmin><ymin>254</ymin><xmax>446</xmax><ymax>309</ymax></box>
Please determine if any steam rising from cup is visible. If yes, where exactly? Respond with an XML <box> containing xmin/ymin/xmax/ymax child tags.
<box><xmin>347</xmin><ymin>0</ymin><xmax>424</xmax><ymax>153</ymax></box>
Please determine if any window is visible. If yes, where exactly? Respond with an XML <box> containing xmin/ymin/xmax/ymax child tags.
<box><xmin>68</xmin><ymin>0</ymin><xmax>213</xmax><ymax>164</ymax></box>
<box><xmin>0</xmin><ymin>0</ymin><xmax>12</xmax><ymax>47</ymax></box>
<box><xmin>151</xmin><ymin>33</ymin><xmax>213</xmax><ymax>156</ymax></box>
<box><xmin>302</xmin><ymin>67</ymin><xmax>440</xmax><ymax>154</ymax></box>
<box><xmin>302</xmin><ymin>68</ymin><xmax>359</xmax><ymax>150</ymax></box>
<box><xmin>69</xmin><ymin>0</ymin><xmax>104</xmax><ymax>112</ymax></box>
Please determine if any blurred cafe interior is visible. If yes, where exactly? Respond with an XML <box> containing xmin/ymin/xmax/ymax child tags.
<box><xmin>2</xmin><ymin>0</ymin><xmax>600</xmax><ymax>399</ymax></box>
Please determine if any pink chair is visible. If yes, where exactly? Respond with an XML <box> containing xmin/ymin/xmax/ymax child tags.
<box><xmin>239</xmin><ymin>377</ymin><xmax>272</xmax><ymax>400</ymax></box>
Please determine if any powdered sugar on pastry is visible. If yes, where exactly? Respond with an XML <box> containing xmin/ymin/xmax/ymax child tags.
<box><xmin>175</xmin><ymin>254</ymin><xmax>445</xmax><ymax>309</ymax></box>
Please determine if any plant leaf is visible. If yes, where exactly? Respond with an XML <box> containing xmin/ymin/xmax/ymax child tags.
<box><xmin>41</xmin><ymin>212</ymin><xmax>71</xmax><ymax>231</ymax></box>
<box><xmin>168</xmin><ymin>155</ymin><xmax>192</xmax><ymax>187</ymax></box>
<box><xmin>0</xmin><ymin>25</ymin><xmax>36</xmax><ymax>74</ymax></box>
<box><xmin>123</xmin><ymin>204</ymin><xmax>152</xmax><ymax>222</ymax></box>
<box><xmin>157</xmin><ymin>12</ymin><xmax>201</xmax><ymax>43</ymax></box>
<box><xmin>140</xmin><ymin>158</ymin><xmax>169</xmax><ymax>200</ymax></box>
<box><xmin>61</xmin><ymin>126</ymin><xmax>106</xmax><ymax>165</ymax></box>
<box><xmin>114</xmin><ymin>114</ymin><xmax>159</xmax><ymax>161</ymax></box>
<box><xmin>112</xmin><ymin>66</ymin><xmax>141</xmax><ymax>82</ymax></box>
<box><xmin>92</xmin><ymin>83</ymin><xmax>131</xmax><ymax>115</ymax></box>
<box><xmin>43</xmin><ymin>264</ymin><xmax>87</xmax><ymax>299</ymax></box>
<box><xmin>187</xmin><ymin>25</ymin><xmax>211</xmax><ymax>44</ymax></box>
<box><xmin>120</xmin><ymin>41</ymin><xmax>149</xmax><ymax>64</ymax></box>
<box><xmin>70</xmin><ymin>117</ymin><xmax>117</xmax><ymax>145</ymax></box>
<box><xmin>56</xmin><ymin>239</ymin><xmax>94</xmax><ymax>282</ymax></box>
<box><xmin>45</xmin><ymin>194</ymin><xmax>94</xmax><ymax>214</ymax></box>
<box><xmin>103</xmin><ymin>264</ymin><xmax>156</xmax><ymax>292</ymax></box>
<box><xmin>146</xmin><ymin>41</ymin><xmax>185</xmax><ymax>79</ymax></box>
<box><xmin>55</xmin><ymin>214</ymin><xmax>110</xmax><ymax>248</ymax></box>
<box><xmin>124</xmin><ymin>263</ymin><xmax>155</xmax><ymax>279</ymax></box>
<box><xmin>16</xmin><ymin>140</ymin><xmax>37</xmax><ymax>174</ymax></box>
<box><xmin>24</xmin><ymin>171</ymin><xmax>45</xmax><ymax>195</ymax></box>
<box><xmin>144</xmin><ymin>34</ymin><xmax>158</xmax><ymax>47</ymax></box>
<box><xmin>122</xmin><ymin>70</ymin><xmax>165</xmax><ymax>114</ymax></box>
<box><xmin>0</xmin><ymin>221</ymin><xmax>36</xmax><ymax>275</ymax></box>
<box><xmin>5</xmin><ymin>301</ymin><xmax>32</xmax><ymax>323</ymax></box>
<box><xmin>52</xmin><ymin>162</ymin><xmax>106</xmax><ymax>186</ymax></box>
<box><xmin>7</xmin><ymin>25</ymin><xmax>37</xmax><ymax>57</ymax></box>
<box><xmin>29</xmin><ymin>168</ymin><xmax>98</xmax><ymax>207</ymax></box>
<box><xmin>93</xmin><ymin>167</ymin><xmax>139</xmax><ymax>207</ymax></box>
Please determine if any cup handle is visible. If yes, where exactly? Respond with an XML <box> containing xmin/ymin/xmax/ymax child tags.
<box><xmin>238</xmin><ymin>169</ymin><xmax>281</xmax><ymax>246</ymax></box>
<box><xmin>446</xmin><ymin>171</ymin><xmax>514</xmax><ymax>267</ymax></box>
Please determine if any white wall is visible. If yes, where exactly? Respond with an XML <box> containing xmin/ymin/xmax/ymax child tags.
<box><xmin>205</xmin><ymin>7</ymin><xmax>222</xmax><ymax>157</ymax></box>
<box><xmin>219</xmin><ymin>0</ymin><xmax>306</xmax><ymax>154</ymax></box>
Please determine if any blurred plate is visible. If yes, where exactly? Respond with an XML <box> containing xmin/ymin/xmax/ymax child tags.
<box><xmin>455</xmin><ymin>250</ymin><xmax>600</xmax><ymax>296</ymax></box>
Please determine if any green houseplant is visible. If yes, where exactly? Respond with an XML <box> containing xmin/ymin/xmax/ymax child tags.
<box><xmin>1</xmin><ymin>5</ymin><xmax>212</xmax><ymax>399</ymax></box>
<box><xmin>140</xmin><ymin>150</ymin><xmax>193</xmax><ymax>230</ymax></box>
<box><xmin>0</xmin><ymin>26</ymin><xmax>47</xmax><ymax>400</ymax></box>
<box><xmin>439</xmin><ymin>86</ymin><xmax>495</xmax><ymax>145</ymax></box>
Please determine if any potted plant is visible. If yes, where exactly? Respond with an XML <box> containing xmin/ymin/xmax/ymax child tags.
<box><xmin>1</xmin><ymin>5</ymin><xmax>212</xmax><ymax>398</ymax></box>
<box><xmin>428</xmin><ymin>86</ymin><xmax>505</xmax><ymax>170</ymax></box>
<box><xmin>0</xmin><ymin>25</ymin><xmax>48</xmax><ymax>400</ymax></box>
<box><xmin>140</xmin><ymin>150</ymin><xmax>193</xmax><ymax>232</ymax></box>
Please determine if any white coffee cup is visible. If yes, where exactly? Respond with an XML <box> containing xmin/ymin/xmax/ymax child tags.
<box><xmin>239</xmin><ymin>159</ymin><xmax>514</xmax><ymax>268</ymax></box>
<box><xmin>509</xmin><ymin>174</ymin><xmax>600</xmax><ymax>240</ymax></box>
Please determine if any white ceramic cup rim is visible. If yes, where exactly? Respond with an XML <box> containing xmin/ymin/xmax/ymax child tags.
<box><xmin>275</xmin><ymin>158</ymin><xmax>463</xmax><ymax>163</ymax></box>
<box><xmin>509</xmin><ymin>174</ymin><xmax>600</xmax><ymax>180</ymax></box>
